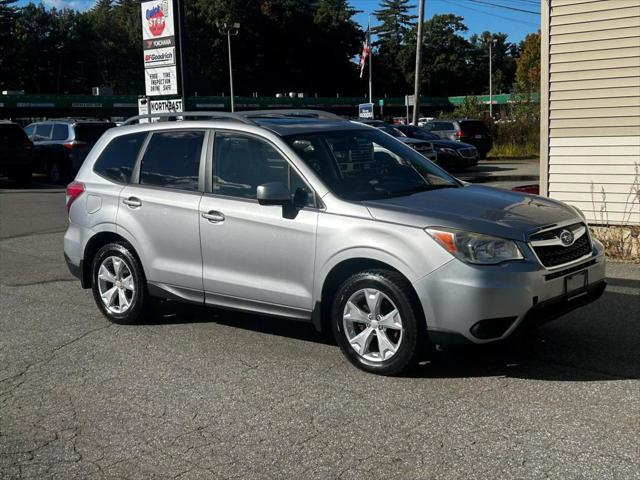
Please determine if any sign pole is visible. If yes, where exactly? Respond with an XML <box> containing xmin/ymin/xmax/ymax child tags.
<box><xmin>368</xmin><ymin>14</ymin><xmax>372</xmax><ymax>105</ymax></box>
<box><xmin>175</xmin><ymin>0</ymin><xmax>187</xmax><ymax>109</ymax></box>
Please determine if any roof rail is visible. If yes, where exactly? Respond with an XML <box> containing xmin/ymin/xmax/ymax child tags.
<box><xmin>121</xmin><ymin>111</ymin><xmax>257</xmax><ymax>126</ymax></box>
<box><xmin>238</xmin><ymin>109</ymin><xmax>344</xmax><ymax>121</ymax></box>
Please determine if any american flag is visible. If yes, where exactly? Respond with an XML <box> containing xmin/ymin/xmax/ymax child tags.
<box><xmin>359</xmin><ymin>34</ymin><xmax>371</xmax><ymax>79</ymax></box>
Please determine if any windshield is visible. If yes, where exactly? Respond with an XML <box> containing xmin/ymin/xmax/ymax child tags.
<box><xmin>284</xmin><ymin>129</ymin><xmax>459</xmax><ymax>201</ymax></box>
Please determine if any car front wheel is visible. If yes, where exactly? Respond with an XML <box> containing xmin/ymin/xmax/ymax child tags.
<box><xmin>332</xmin><ymin>269</ymin><xmax>426</xmax><ymax>376</ymax></box>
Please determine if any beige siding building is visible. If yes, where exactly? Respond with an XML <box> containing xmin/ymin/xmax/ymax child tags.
<box><xmin>540</xmin><ymin>0</ymin><xmax>640</xmax><ymax>225</ymax></box>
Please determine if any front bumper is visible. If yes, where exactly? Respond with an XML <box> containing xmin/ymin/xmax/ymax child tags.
<box><xmin>413</xmin><ymin>240</ymin><xmax>606</xmax><ymax>345</ymax></box>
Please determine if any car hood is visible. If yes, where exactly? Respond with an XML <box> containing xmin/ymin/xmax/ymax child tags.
<box><xmin>363</xmin><ymin>185</ymin><xmax>580</xmax><ymax>241</ymax></box>
<box><xmin>431</xmin><ymin>139</ymin><xmax>474</xmax><ymax>149</ymax></box>
<box><xmin>398</xmin><ymin>137</ymin><xmax>428</xmax><ymax>145</ymax></box>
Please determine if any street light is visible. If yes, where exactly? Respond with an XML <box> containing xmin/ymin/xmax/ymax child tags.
<box><xmin>488</xmin><ymin>38</ymin><xmax>497</xmax><ymax>119</ymax></box>
<box><xmin>217</xmin><ymin>22</ymin><xmax>240</xmax><ymax>112</ymax></box>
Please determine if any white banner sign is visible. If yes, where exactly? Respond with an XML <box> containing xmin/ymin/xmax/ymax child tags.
<box><xmin>150</xmin><ymin>98</ymin><xmax>183</xmax><ymax>114</ymax></box>
<box><xmin>141</xmin><ymin>0</ymin><xmax>174</xmax><ymax>41</ymax></box>
<box><xmin>144</xmin><ymin>66</ymin><xmax>178</xmax><ymax>96</ymax></box>
<box><xmin>143</xmin><ymin>46</ymin><xmax>176</xmax><ymax>68</ymax></box>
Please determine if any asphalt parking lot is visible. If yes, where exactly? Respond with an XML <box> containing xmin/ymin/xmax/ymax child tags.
<box><xmin>1</xmin><ymin>180</ymin><xmax>639</xmax><ymax>480</ymax></box>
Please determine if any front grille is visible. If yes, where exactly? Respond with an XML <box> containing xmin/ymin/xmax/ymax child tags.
<box><xmin>458</xmin><ymin>147</ymin><xmax>477</xmax><ymax>158</ymax></box>
<box><xmin>533</xmin><ymin>233</ymin><xmax>592</xmax><ymax>268</ymax></box>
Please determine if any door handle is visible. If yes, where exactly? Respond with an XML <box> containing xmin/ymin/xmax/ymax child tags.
<box><xmin>123</xmin><ymin>197</ymin><xmax>142</xmax><ymax>208</ymax></box>
<box><xmin>202</xmin><ymin>210</ymin><xmax>225</xmax><ymax>223</ymax></box>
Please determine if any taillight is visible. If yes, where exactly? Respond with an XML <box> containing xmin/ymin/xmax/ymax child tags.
<box><xmin>512</xmin><ymin>184</ymin><xmax>540</xmax><ymax>195</ymax></box>
<box><xmin>455</xmin><ymin>131</ymin><xmax>465</xmax><ymax>139</ymax></box>
<box><xmin>63</xmin><ymin>140</ymin><xmax>88</xmax><ymax>150</ymax></box>
<box><xmin>65</xmin><ymin>181</ymin><xmax>85</xmax><ymax>214</ymax></box>
<box><xmin>23</xmin><ymin>140</ymin><xmax>33</xmax><ymax>150</ymax></box>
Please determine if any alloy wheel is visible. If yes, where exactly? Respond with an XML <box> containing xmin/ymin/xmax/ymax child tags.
<box><xmin>97</xmin><ymin>256</ymin><xmax>135</xmax><ymax>314</ymax></box>
<box><xmin>342</xmin><ymin>288</ymin><xmax>403</xmax><ymax>362</ymax></box>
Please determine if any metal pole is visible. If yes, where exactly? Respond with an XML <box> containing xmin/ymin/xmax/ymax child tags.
<box><xmin>368</xmin><ymin>15</ymin><xmax>373</xmax><ymax>105</ymax></box>
<box><xmin>412</xmin><ymin>0</ymin><xmax>425</xmax><ymax>125</ymax></box>
<box><xmin>489</xmin><ymin>40</ymin><xmax>493</xmax><ymax>119</ymax></box>
<box><xmin>175</xmin><ymin>0</ymin><xmax>187</xmax><ymax>109</ymax></box>
<box><xmin>227</xmin><ymin>30</ymin><xmax>235</xmax><ymax>112</ymax></box>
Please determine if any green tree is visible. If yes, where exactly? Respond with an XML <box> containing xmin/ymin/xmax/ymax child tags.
<box><xmin>515</xmin><ymin>32</ymin><xmax>541</xmax><ymax>93</ymax></box>
<box><xmin>372</xmin><ymin>0</ymin><xmax>416</xmax><ymax>96</ymax></box>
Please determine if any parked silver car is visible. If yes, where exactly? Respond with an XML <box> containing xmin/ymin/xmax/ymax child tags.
<box><xmin>64</xmin><ymin>110</ymin><xmax>606</xmax><ymax>375</ymax></box>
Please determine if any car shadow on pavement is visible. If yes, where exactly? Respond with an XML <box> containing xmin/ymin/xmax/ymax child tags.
<box><xmin>144</xmin><ymin>287</ymin><xmax>639</xmax><ymax>382</ymax></box>
<box><xmin>0</xmin><ymin>176</ymin><xmax>62</xmax><ymax>191</ymax></box>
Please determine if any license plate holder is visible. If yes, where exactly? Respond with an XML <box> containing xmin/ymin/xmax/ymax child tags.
<box><xmin>565</xmin><ymin>270</ymin><xmax>587</xmax><ymax>298</ymax></box>
<box><xmin>474</xmin><ymin>134</ymin><xmax>483</xmax><ymax>139</ymax></box>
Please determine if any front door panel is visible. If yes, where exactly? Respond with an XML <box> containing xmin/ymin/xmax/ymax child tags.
<box><xmin>200</xmin><ymin>195</ymin><xmax>317</xmax><ymax>312</ymax></box>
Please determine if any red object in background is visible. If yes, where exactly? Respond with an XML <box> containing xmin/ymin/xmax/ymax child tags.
<box><xmin>512</xmin><ymin>184</ymin><xmax>540</xmax><ymax>195</ymax></box>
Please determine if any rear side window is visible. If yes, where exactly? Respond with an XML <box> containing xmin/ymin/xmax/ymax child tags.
<box><xmin>34</xmin><ymin>124</ymin><xmax>52</xmax><ymax>141</ymax></box>
<box><xmin>74</xmin><ymin>123</ymin><xmax>115</xmax><ymax>144</ymax></box>
<box><xmin>459</xmin><ymin>120</ymin><xmax>488</xmax><ymax>133</ymax></box>
<box><xmin>94</xmin><ymin>132</ymin><xmax>147</xmax><ymax>183</ymax></box>
<box><xmin>52</xmin><ymin>124</ymin><xmax>68</xmax><ymax>141</ymax></box>
<box><xmin>0</xmin><ymin>124</ymin><xmax>28</xmax><ymax>146</ymax></box>
<box><xmin>140</xmin><ymin>131</ymin><xmax>204</xmax><ymax>191</ymax></box>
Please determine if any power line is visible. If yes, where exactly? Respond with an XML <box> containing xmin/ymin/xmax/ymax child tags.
<box><xmin>440</xmin><ymin>0</ymin><xmax>540</xmax><ymax>26</ymax></box>
<box><xmin>468</xmin><ymin>0</ymin><xmax>539</xmax><ymax>15</ymax></box>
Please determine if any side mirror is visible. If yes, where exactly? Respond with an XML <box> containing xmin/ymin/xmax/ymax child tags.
<box><xmin>257</xmin><ymin>182</ymin><xmax>291</xmax><ymax>206</ymax></box>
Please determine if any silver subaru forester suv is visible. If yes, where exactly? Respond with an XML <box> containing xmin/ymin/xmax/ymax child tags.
<box><xmin>64</xmin><ymin>110</ymin><xmax>606</xmax><ymax>376</ymax></box>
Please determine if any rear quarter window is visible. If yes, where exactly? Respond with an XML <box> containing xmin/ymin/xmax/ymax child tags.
<box><xmin>74</xmin><ymin>123</ymin><xmax>115</xmax><ymax>144</ymax></box>
<box><xmin>52</xmin><ymin>124</ymin><xmax>68</xmax><ymax>141</ymax></box>
<box><xmin>93</xmin><ymin>132</ymin><xmax>147</xmax><ymax>183</ymax></box>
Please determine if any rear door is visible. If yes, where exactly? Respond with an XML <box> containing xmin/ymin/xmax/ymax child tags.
<box><xmin>117</xmin><ymin>129</ymin><xmax>207</xmax><ymax>293</ymax></box>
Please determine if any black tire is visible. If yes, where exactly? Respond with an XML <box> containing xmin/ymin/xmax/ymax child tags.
<box><xmin>331</xmin><ymin>269</ymin><xmax>427</xmax><ymax>376</ymax></box>
<box><xmin>48</xmin><ymin>157</ymin><xmax>68</xmax><ymax>184</ymax></box>
<box><xmin>91</xmin><ymin>242</ymin><xmax>149</xmax><ymax>325</ymax></box>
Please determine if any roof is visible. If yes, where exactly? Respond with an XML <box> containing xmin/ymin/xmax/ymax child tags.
<box><xmin>253</xmin><ymin>117</ymin><xmax>367</xmax><ymax>136</ymax></box>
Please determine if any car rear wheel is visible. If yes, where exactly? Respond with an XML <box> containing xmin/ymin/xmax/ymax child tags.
<box><xmin>91</xmin><ymin>242</ymin><xmax>148</xmax><ymax>325</ymax></box>
<box><xmin>332</xmin><ymin>269</ymin><xmax>426</xmax><ymax>376</ymax></box>
<box><xmin>48</xmin><ymin>158</ymin><xmax>68</xmax><ymax>184</ymax></box>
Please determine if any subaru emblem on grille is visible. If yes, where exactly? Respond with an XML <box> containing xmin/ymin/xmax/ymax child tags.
<box><xmin>559</xmin><ymin>229</ymin><xmax>574</xmax><ymax>246</ymax></box>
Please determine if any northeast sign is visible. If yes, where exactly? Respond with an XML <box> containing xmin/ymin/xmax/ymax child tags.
<box><xmin>150</xmin><ymin>98</ymin><xmax>183</xmax><ymax>114</ymax></box>
<box><xmin>358</xmin><ymin>103</ymin><xmax>374</xmax><ymax>119</ymax></box>
<box><xmin>144</xmin><ymin>66</ymin><xmax>178</xmax><ymax>96</ymax></box>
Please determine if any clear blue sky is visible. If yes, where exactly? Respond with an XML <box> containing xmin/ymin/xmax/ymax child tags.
<box><xmin>20</xmin><ymin>0</ymin><xmax>541</xmax><ymax>44</ymax></box>
<box><xmin>352</xmin><ymin>0</ymin><xmax>540</xmax><ymax>43</ymax></box>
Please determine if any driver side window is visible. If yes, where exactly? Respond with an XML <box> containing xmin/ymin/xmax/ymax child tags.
<box><xmin>212</xmin><ymin>132</ymin><xmax>315</xmax><ymax>207</ymax></box>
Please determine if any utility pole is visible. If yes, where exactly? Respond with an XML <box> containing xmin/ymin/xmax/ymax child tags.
<box><xmin>412</xmin><ymin>0</ymin><xmax>425</xmax><ymax>125</ymax></box>
<box><xmin>368</xmin><ymin>14</ymin><xmax>373</xmax><ymax>104</ymax></box>
<box><xmin>217</xmin><ymin>22</ymin><xmax>240</xmax><ymax>112</ymax></box>
<box><xmin>489</xmin><ymin>38</ymin><xmax>497</xmax><ymax>119</ymax></box>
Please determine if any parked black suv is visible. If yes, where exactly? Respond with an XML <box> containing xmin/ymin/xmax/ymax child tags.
<box><xmin>395</xmin><ymin>125</ymin><xmax>478</xmax><ymax>171</ymax></box>
<box><xmin>422</xmin><ymin>119</ymin><xmax>492</xmax><ymax>159</ymax></box>
<box><xmin>0</xmin><ymin>121</ymin><xmax>33</xmax><ymax>185</ymax></box>
<box><xmin>25</xmin><ymin>119</ymin><xmax>115</xmax><ymax>183</ymax></box>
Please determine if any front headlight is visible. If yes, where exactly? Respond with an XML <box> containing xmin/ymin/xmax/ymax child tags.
<box><xmin>436</xmin><ymin>147</ymin><xmax>458</xmax><ymax>156</ymax></box>
<box><xmin>425</xmin><ymin>227</ymin><xmax>523</xmax><ymax>265</ymax></box>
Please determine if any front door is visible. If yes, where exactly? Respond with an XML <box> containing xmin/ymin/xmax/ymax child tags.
<box><xmin>199</xmin><ymin>131</ymin><xmax>318</xmax><ymax>318</ymax></box>
<box><xmin>117</xmin><ymin>129</ymin><xmax>206</xmax><ymax>293</ymax></box>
